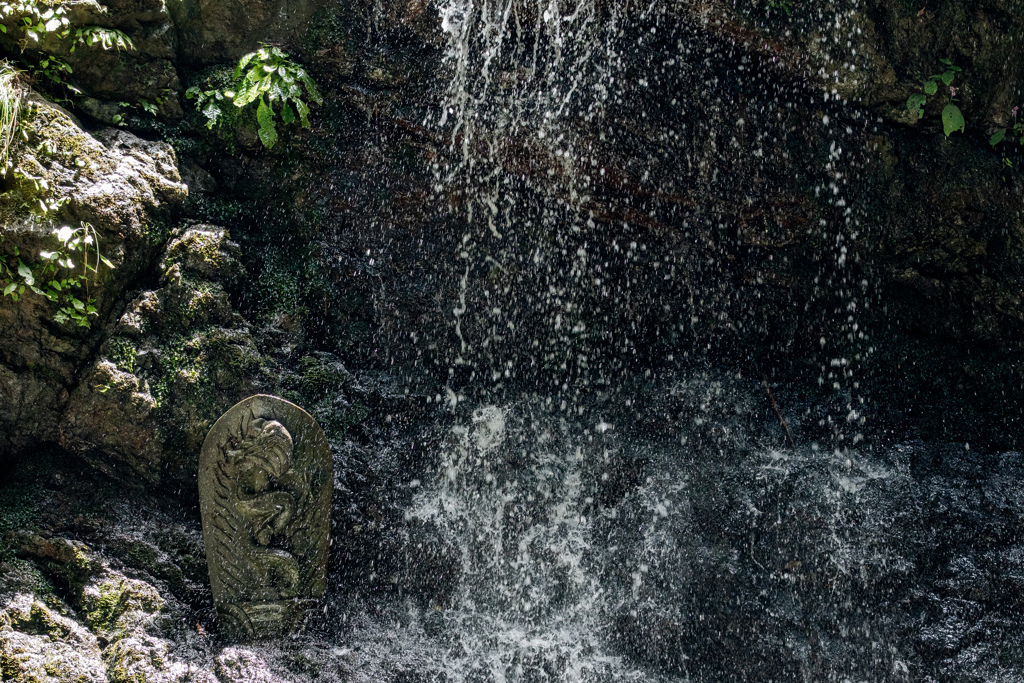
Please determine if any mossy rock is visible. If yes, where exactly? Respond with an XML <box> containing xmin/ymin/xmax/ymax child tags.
<box><xmin>0</xmin><ymin>591</ymin><xmax>105</xmax><ymax>683</ymax></box>
<box><xmin>0</xmin><ymin>629</ymin><xmax>106</xmax><ymax>683</ymax></box>
<box><xmin>0</xmin><ymin>559</ymin><xmax>58</xmax><ymax>604</ymax></box>
<box><xmin>80</xmin><ymin>576</ymin><xmax>164</xmax><ymax>638</ymax></box>
<box><xmin>103</xmin><ymin>634</ymin><xmax>175</xmax><ymax>683</ymax></box>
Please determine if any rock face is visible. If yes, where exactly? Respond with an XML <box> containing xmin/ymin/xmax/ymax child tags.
<box><xmin>189</xmin><ymin>0</ymin><xmax>1021</xmax><ymax>446</ymax></box>
<box><xmin>1</xmin><ymin>0</ymin><xmax>1017</xmax><ymax>483</ymax></box>
<box><xmin>167</xmin><ymin>0</ymin><xmax>325</xmax><ymax>65</ymax></box>
<box><xmin>0</xmin><ymin>531</ymin><xmax>196</xmax><ymax>683</ymax></box>
<box><xmin>58</xmin><ymin>226</ymin><xmax>275</xmax><ymax>486</ymax></box>
<box><xmin>0</xmin><ymin>94</ymin><xmax>186</xmax><ymax>461</ymax></box>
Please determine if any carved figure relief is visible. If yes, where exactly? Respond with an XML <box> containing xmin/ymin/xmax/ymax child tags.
<box><xmin>199</xmin><ymin>395</ymin><xmax>331</xmax><ymax>639</ymax></box>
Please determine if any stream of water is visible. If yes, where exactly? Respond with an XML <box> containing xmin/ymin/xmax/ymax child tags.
<box><xmin>313</xmin><ymin>2</ymin><xmax>1024</xmax><ymax>681</ymax></box>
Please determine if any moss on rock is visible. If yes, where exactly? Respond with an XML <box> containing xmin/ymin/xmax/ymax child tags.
<box><xmin>59</xmin><ymin>225</ymin><xmax>278</xmax><ymax>486</ymax></box>
<box><xmin>81</xmin><ymin>576</ymin><xmax>163</xmax><ymax>638</ymax></box>
<box><xmin>0</xmin><ymin>629</ymin><xmax>107</xmax><ymax>683</ymax></box>
<box><xmin>0</xmin><ymin>592</ymin><xmax>105</xmax><ymax>683</ymax></box>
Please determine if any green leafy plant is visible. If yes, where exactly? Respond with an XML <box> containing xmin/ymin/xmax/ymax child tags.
<box><xmin>0</xmin><ymin>5</ymin><xmax>129</xmax><ymax>328</ymax></box>
<box><xmin>907</xmin><ymin>58</ymin><xmax>964</xmax><ymax>137</ymax></box>
<box><xmin>109</xmin><ymin>97</ymin><xmax>160</xmax><ymax>125</ymax></box>
<box><xmin>0</xmin><ymin>223</ymin><xmax>113</xmax><ymax>326</ymax></box>
<box><xmin>767</xmin><ymin>0</ymin><xmax>793</xmax><ymax>15</ymax></box>
<box><xmin>0</xmin><ymin>61</ymin><xmax>21</xmax><ymax>168</ymax></box>
<box><xmin>32</xmin><ymin>53</ymin><xmax>74</xmax><ymax>91</ymax></box>
<box><xmin>0</xmin><ymin>1</ymin><xmax>133</xmax><ymax>97</ymax></box>
<box><xmin>1</xmin><ymin>0</ymin><xmax>72</xmax><ymax>44</ymax></box>
<box><xmin>185</xmin><ymin>83</ymin><xmax>232</xmax><ymax>130</ymax></box>
<box><xmin>71</xmin><ymin>26</ymin><xmax>132</xmax><ymax>53</ymax></box>
<box><xmin>989</xmin><ymin>106</ymin><xmax>1023</xmax><ymax>147</ymax></box>
<box><xmin>186</xmin><ymin>46</ymin><xmax>322</xmax><ymax>149</ymax></box>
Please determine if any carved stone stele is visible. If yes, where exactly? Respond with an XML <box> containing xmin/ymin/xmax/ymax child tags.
<box><xmin>199</xmin><ymin>395</ymin><xmax>331</xmax><ymax>639</ymax></box>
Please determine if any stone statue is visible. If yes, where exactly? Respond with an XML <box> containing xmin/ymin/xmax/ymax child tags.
<box><xmin>199</xmin><ymin>395</ymin><xmax>331</xmax><ymax>639</ymax></box>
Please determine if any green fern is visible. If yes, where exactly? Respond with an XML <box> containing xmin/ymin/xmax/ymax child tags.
<box><xmin>186</xmin><ymin>46</ymin><xmax>322</xmax><ymax>149</ymax></box>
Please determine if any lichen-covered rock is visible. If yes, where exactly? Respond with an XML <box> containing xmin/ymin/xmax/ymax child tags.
<box><xmin>0</xmin><ymin>629</ymin><xmax>107</xmax><ymax>683</ymax></box>
<box><xmin>5</xmin><ymin>529</ymin><xmax>212</xmax><ymax>682</ymax></box>
<box><xmin>58</xmin><ymin>361</ymin><xmax>161</xmax><ymax>484</ymax></box>
<box><xmin>60</xmin><ymin>226</ymin><xmax>277</xmax><ymax>486</ymax></box>
<box><xmin>105</xmin><ymin>633</ymin><xmax>190</xmax><ymax>683</ymax></box>
<box><xmin>161</xmin><ymin>226</ymin><xmax>244</xmax><ymax>286</ymax></box>
<box><xmin>0</xmin><ymin>593</ymin><xmax>106</xmax><ymax>683</ymax></box>
<box><xmin>0</xmin><ymin>92</ymin><xmax>186</xmax><ymax>462</ymax></box>
<box><xmin>7</xmin><ymin>534</ymin><xmax>101</xmax><ymax>594</ymax></box>
<box><xmin>4</xmin><ymin>96</ymin><xmax>186</xmax><ymax>236</ymax></box>
<box><xmin>81</xmin><ymin>575</ymin><xmax>164</xmax><ymax>638</ymax></box>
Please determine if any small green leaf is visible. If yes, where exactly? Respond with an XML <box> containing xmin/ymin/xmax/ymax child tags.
<box><xmin>990</xmin><ymin>129</ymin><xmax>1006</xmax><ymax>147</ymax></box>
<box><xmin>907</xmin><ymin>93</ymin><xmax>927</xmax><ymax>113</ymax></box>
<box><xmin>72</xmin><ymin>298</ymin><xmax>85</xmax><ymax>311</ymax></box>
<box><xmin>939</xmin><ymin>57</ymin><xmax>952</xmax><ymax>66</ymax></box>
<box><xmin>100</xmin><ymin>255</ymin><xmax>115</xmax><ymax>269</ymax></box>
<box><xmin>923</xmin><ymin>80</ymin><xmax>938</xmax><ymax>96</ymax></box>
<box><xmin>300</xmin><ymin>73</ymin><xmax>323</xmax><ymax>104</ymax></box>
<box><xmin>236</xmin><ymin>51</ymin><xmax>257</xmax><ymax>78</ymax></box>
<box><xmin>3</xmin><ymin>282</ymin><xmax>15</xmax><ymax>296</ymax></box>
<box><xmin>0</xmin><ymin>24</ymin><xmax>7</xmax><ymax>33</ymax></box>
<box><xmin>233</xmin><ymin>80</ymin><xmax>259</xmax><ymax>107</ymax></box>
<box><xmin>940</xmin><ymin>71</ymin><xmax>955</xmax><ymax>86</ymax></box>
<box><xmin>256</xmin><ymin>99</ymin><xmax>278</xmax><ymax>148</ymax></box>
<box><xmin>295</xmin><ymin>98</ymin><xmax>310</xmax><ymax>128</ymax></box>
<box><xmin>942</xmin><ymin>103</ymin><xmax>965</xmax><ymax>136</ymax></box>
<box><xmin>280</xmin><ymin>102</ymin><xmax>295</xmax><ymax>125</ymax></box>
<box><xmin>17</xmin><ymin>260</ymin><xmax>32</xmax><ymax>280</ymax></box>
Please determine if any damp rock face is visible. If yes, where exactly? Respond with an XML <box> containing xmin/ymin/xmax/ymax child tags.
<box><xmin>199</xmin><ymin>395</ymin><xmax>331</xmax><ymax>639</ymax></box>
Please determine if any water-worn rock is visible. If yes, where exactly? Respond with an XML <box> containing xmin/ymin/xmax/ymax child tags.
<box><xmin>0</xmin><ymin>629</ymin><xmax>107</xmax><ymax>683</ymax></box>
<box><xmin>215</xmin><ymin>647</ymin><xmax>279</xmax><ymax>683</ymax></box>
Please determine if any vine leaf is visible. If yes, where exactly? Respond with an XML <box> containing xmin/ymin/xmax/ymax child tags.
<box><xmin>942</xmin><ymin>104</ymin><xmax>965</xmax><ymax>136</ymax></box>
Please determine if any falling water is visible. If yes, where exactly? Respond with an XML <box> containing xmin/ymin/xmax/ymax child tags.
<box><xmin>314</xmin><ymin>1</ymin><xmax>1024</xmax><ymax>682</ymax></box>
